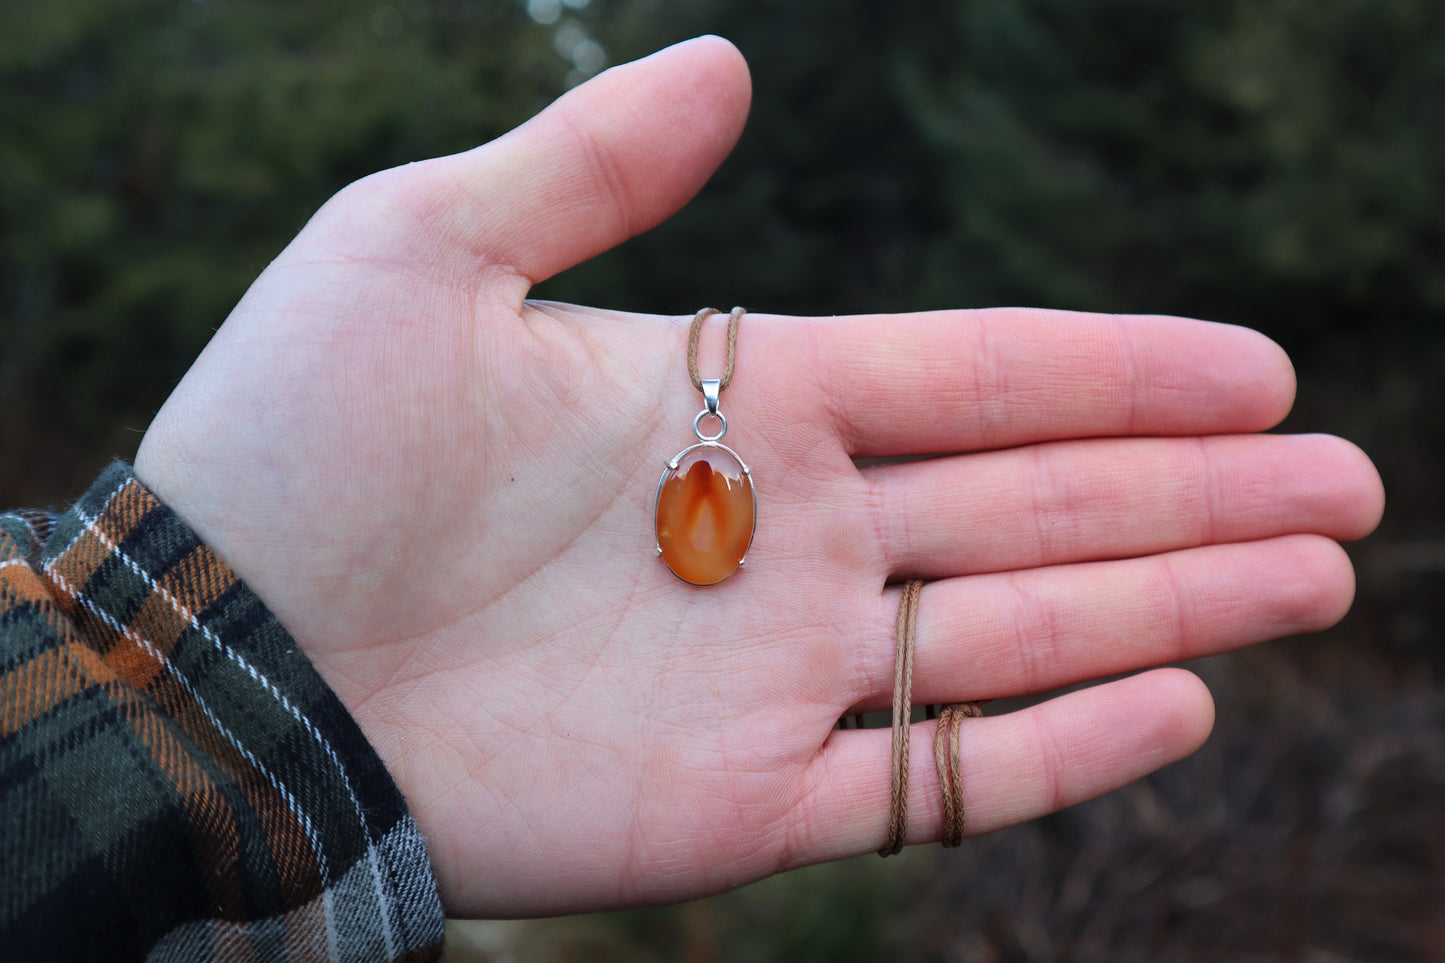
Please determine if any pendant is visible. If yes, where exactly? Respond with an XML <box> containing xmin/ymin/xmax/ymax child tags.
<box><xmin>655</xmin><ymin>379</ymin><xmax>756</xmax><ymax>585</ymax></box>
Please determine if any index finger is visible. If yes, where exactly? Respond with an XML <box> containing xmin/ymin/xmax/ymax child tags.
<box><xmin>735</xmin><ymin>308</ymin><xmax>1296</xmax><ymax>457</ymax></box>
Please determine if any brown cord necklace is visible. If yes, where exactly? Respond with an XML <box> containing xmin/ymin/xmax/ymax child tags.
<box><xmin>654</xmin><ymin>307</ymin><xmax>757</xmax><ymax>586</ymax></box>
<box><xmin>879</xmin><ymin>580</ymin><xmax>986</xmax><ymax>856</ymax></box>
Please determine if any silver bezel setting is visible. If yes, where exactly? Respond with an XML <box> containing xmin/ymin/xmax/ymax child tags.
<box><xmin>653</xmin><ymin>439</ymin><xmax>756</xmax><ymax>585</ymax></box>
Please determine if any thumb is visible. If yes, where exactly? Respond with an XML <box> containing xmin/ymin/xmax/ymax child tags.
<box><xmin>401</xmin><ymin>35</ymin><xmax>751</xmax><ymax>288</ymax></box>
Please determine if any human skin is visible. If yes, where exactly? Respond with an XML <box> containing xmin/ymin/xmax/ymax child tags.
<box><xmin>134</xmin><ymin>36</ymin><xmax>1385</xmax><ymax>918</ymax></box>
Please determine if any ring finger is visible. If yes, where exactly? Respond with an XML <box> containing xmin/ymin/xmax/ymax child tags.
<box><xmin>837</xmin><ymin>533</ymin><xmax>1354</xmax><ymax>713</ymax></box>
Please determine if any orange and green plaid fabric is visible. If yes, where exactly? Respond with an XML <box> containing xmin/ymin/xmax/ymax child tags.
<box><xmin>0</xmin><ymin>462</ymin><xmax>444</xmax><ymax>961</ymax></box>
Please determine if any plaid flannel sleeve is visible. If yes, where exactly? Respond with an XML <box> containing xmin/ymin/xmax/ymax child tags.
<box><xmin>0</xmin><ymin>462</ymin><xmax>445</xmax><ymax>962</ymax></box>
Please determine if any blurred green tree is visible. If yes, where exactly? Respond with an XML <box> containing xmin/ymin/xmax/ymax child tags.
<box><xmin>558</xmin><ymin>0</ymin><xmax>1445</xmax><ymax>347</ymax></box>
<box><xmin>0</xmin><ymin>0</ymin><xmax>564</xmax><ymax>502</ymax></box>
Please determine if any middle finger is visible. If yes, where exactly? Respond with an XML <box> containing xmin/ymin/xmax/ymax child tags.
<box><xmin>863</xmin><ymin>432</ymin><xmax>1379</xmax><ymax>578</ymax></box>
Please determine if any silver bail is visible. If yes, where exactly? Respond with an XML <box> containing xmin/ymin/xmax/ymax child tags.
<box><xmin>701</xmin><ymin>378</ymin><xmax>722</xmax><ymax>417</ymax></box>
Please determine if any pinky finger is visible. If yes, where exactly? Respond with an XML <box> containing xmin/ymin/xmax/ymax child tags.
<box><xmin>787</xmin><ymin>668</ymin><xmax>1214</xmax><ymax>868</ymax></box>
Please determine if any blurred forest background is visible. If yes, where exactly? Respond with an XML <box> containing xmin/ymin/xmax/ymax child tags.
<box><xmin>3</xmin><ymin>0</ymin><xmax>1444</xmax><ymax>959</ymax></box>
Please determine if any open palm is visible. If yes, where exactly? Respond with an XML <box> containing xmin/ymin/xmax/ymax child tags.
<box><xmin>134</xmin><ymin>37</ymin><xmax>1383</xmax><ymax>918</ymax></box>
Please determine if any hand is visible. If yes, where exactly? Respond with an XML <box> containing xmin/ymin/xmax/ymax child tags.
<box><xmin>134</xmin><ymin>36</ymin><xmax>1384</xmax><ymax>917</ymax></box>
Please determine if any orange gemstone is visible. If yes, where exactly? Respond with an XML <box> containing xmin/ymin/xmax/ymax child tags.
<box><xmin>656</xmin><ymin>445</ymin><xmax>755</xmax><ymax>585</ymax></box>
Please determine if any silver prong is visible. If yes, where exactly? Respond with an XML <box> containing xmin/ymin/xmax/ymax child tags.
<box><xmin>656</xmin><ymin>546</ymin><xmax>664</xmax><ymax>556</ymax></box>
<box><xmin>667</xmin><ymin>459</ymin><xmax>679</xmax><ymax>470</ymax></box>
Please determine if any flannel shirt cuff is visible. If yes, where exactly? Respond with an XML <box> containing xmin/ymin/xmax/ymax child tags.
<box><xmin>0</xmin><ymin>462</ymin><xmax>445</xmax><ymax>962</ymax></box>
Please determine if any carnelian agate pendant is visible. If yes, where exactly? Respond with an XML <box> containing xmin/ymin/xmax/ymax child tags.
<box><xmin>655</xmin><ymin>379</ymin><xmax>756</xmax><ymax>585</ymax></box>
